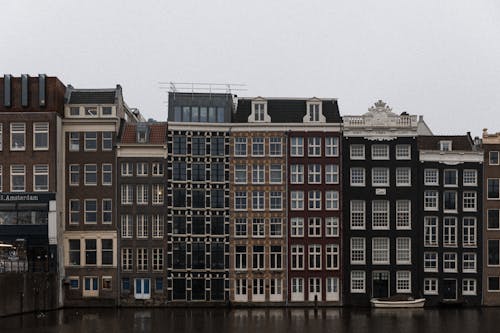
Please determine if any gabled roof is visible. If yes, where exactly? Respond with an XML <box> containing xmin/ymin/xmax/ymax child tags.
<box><xmin>120</xmin><ymin>122</ymin><xmax>167</xmax><ymax>144</ymax></box>
<box><xmin>418</xmin><ymin>135</ymin><xmax>475</xmax><ymax>151</ymax></box>
<box><xmin>234</xmin><ymin>98</ymin><xmax>342</xmax><ymax>123</ymax></box>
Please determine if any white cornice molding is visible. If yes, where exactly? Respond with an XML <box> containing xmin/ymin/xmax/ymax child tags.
<box><xmin>419</xmin><ymin>150</ymin><xmax>484</xmax><ymax>164</ymax></box>
<box><xmin>117</xmin><ymin>145</ymin><xmax>168</xmax><ymax>158</ymax></box>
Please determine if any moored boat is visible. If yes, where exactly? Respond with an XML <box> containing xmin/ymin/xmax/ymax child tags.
<box><xmin>370</xmin><ymin>297</ymin><xmax>425</xmax><ymax>308</ymax></box>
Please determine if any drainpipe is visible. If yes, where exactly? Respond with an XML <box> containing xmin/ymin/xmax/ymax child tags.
<box><xmin>285</xmin><ymin>131</ymin><xmax>289</xmax><ymax>307</ymax></box>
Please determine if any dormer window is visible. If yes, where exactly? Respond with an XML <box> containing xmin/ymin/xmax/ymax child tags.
<box><xmin>85</xmin><ymin>107</ymin><xmax>98</xmax><ymax>117</ymax></box>
<box><xmin>304</xmin><ymin>100</ymin><xmax>325</xmax><ymax>123</ymax></box>
<box><xmin>70</xmin><ymin>107</ymin><xmax>80</xmax><ymax>116</ymax></box>
<box><xmin>440</xmin><ymin>141</ymin><xmax>452</xmax><ymax>152</ymax></box>
<box><xmin>102</xmin><ymin>106</ymin><xmax>113</xmax><ymax>116</ymax></box>
<box><xmin>249</xmin><ymin>99</ymin><xmax>270</xmax><ymax>123</ymax></box>
<box><xmin>136</xmin><ymin>124</ymin><xmax>149</xmax><ymax>143</ymax></box>
<box><xmin>254</xmin><ymin>103</ymin><xmax>265</xmax><ymax>122</ymax></box>
<box><xmin>309</xmin><ymin>103</ymin><xmax>320</xmax><ymax>122</ymax></box>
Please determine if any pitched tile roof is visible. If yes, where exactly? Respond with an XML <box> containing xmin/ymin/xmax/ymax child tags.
<box><xmin>120</xmin><ymin>123</ymin><xmax>167</xmax><ymax>144</ymax></box>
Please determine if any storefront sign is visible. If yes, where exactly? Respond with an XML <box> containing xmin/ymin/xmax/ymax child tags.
<box><xmin>0</xmin><ymin>193</ymin><xmax>55</xmax><ymax>203</ymax></box>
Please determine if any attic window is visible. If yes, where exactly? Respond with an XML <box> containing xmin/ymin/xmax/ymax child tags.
<box><xmin>136</xmin><ymin>125</ymin><xmax>149</xmax><ymax>143</ymax></box>
<box><xmin>254</xmin><ymin>103</ymin><xmax>265</xmax><ymax>122</ymax></box>
<box><xmin>309</xmin><ymin>103</ymin><xmax>320</xmax><ymax>122</ymax></box>
<box><xmin>440</xmin><ymin>141</ymin><xmax>452</xmax><ymax>152</ymax></box>
<box><xmin>85</xmin><ymin>107</ymin><xmax>98</xmax><ymax>117</ymax></box>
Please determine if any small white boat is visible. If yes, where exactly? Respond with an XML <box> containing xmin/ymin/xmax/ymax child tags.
<box><xmin>370</xmin><ymin>298</ymin><xmax>425</xmax><ymax>308</ymax></box>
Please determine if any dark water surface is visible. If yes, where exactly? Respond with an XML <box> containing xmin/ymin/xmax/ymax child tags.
<box><xmin>0</xmin><ymin>307</ymin><xmax>499</xmax><ymax>333</ymax></box>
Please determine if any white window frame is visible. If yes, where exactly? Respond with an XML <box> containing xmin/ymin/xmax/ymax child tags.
<box><xmin>424</xmin><ymin>190</ymin><xmax>439</xmax><ymax>211</ymax></box>
<box><xmin>308</xmin><ymin>164</ymin><xmax>321</xmax><ymax>184</ymax></box>
<box><xmin>325</xmin><ymin>191</ymin><xmax>339</xmax><ymax>210</ymax></box>
<box><xmin>234</xmin><ymin>137</ymin><xmax>247</xmax><ymax>157</ymax></box>
<box><xmin>269</xmin><ymin>191</ymin><xmax>282</xmax><ymax>211</ymax></box>
<box><xmin>424</xmin><ymin>169</ymin><xmax>439</xmax><ymax>186</ymax></box>
<box><xmin>463</xmin><ymin>217</ymin><xmax>477</xmax><ymax>247</ymax></box>
<box><xmin>84</xmin><ymin>164</ymin><xmax>97</xmax><ymax>186</ymax></box>
<box><xmin>350</xmin><ymin>237</ymin><xmax>366</xmax><ymax>265</ymax></box>
<box><xmin>308</xmin><ymin>137</ymin><xmax>321</xmax><ymax>157</ymax></box>
<box><xmin>290</xmin><ymin>217</ymin><xmax>304</xmax><ymax>237</ymax></box>
<box><xmin>269</xmin><ymin>137</ymin><xmax>282</xmax><ymax>156</ymax></box>
<box><xmin>308</xmin><ymin>217</ymin><xmax>322</xmax><ymax>237</ymax></box>
<box><xmin>462</xmin><ymin>253</ymin><xmax>477</xmax><ymax>273</ymax></box>
<box><xmin>424</xmin><ymin>216</ymin><xmax>438</xmax><ymax>247</ymax></box>
<box><xmin>10</xmin><ymin>164</ymin><xmax>25</xmax><ymax>192</ymax></box>
<box><xmin>270</xmin><ymin>164</ymin><xmax>282</xmax><ymax>184</ymax></box>
<box><xmin>33</xmin><ymin>164</ymin><xmax>49</xmax><ymax>192</ymax></box>
<box><xmin>291</xmin><ymin>191</ymin><xmax>304</xmax><ymax>210</ymax></box>
<box><xmin>102</xmin><ymin>199</ymin><xmax>112</xmax><ymax>224</ymax></box>
<box><xmin>463</xmin><ymin>191</ymin><xmax>477</xmax><ymax>212</ymax></box>
<box><xmin>350</xmin><ymin>200</ymin><xmax>366</xmax><ymax>229</ymax></box>
<box><xmin>396</xmin><ymin>168</ymin><xmax>411</xmax><ymax>187</ymax></box>
<box><xmin>372</xmin><ymin>167</ymin><xmax>389</xmax><ymax>187</ymax></box>
<box><xmin>371</xmin><ymin>144</ymin><xmax>389</xmax><ymax>160</ymax></box>
<box><xmin>396</xmin><ymin>271</ymin><xmax>411</xmax><ymax>293</ymax></box>
<box><xmin>443</xmin><ymin>252</ymin><xmax>457</xmax><ymax>273</ymax></box>
<box><xmin>424</xmin><ymin>252</ymin><xmax>438</xmax><ymax>272</ymax></box>
<box><xmin>251</xmin><ymin>137</ymin><xmax>265</xmax><ymax>157</ymax></box>
<box><xmin>325</xmin><ymin>137</ymin><xmax>339</xmax><ymax>157</ymax></box>
<box><xmin>290</xmin><ymin>137</ymin><xmax>304</xmax><ymax>157</ymax></box>
<box><xmin>234</xmin><ymin>164</ymin><xmax>247</xmax><ymax>184</ymax></box>
<box><xmin>443</xmin><ymin>217</ymin><xmax>457</xmax><ymax>247</ymax></box>
<box><xmin>33</xmin><ymin>122</ymin><xmax>49</xmax><ymax>151</ymax></box>
<box><xmin>308</xmin><ymin>190</ymin><xmax>321</xmax><ymax>210</ymax></box>
<box><xmin>325</xmin><ymin>164</ymin><xmax>339</xmax><ymax>184</ymax></box>
<box><xmin>350</xmin><ymin>144</ymin><xmax>365</xmax><ymax>160</ymax></box>
<box><xmin>290</xmin><ymin>164</ymin><xmax>304</xmax><ymax>184</ymax></box>
<box><xmin>395</xmin><ymin>144</ymin><xmax>411</xmax><ymax>160</ymax></box>
<box><xmin>325</xmin><ymin>217</ymin><xmax>339</xmax><ymax>237</ymax></box>
<box><xmin>350</xmin><ymin>167</ymin><xmax>365</xmax><ymax>186</ymax></box>
<box><xmin>350</xmin><ymin>271</ymin><xmax>366</xmax><ymax>293</ymax></box>
<box><xmin>308</xmin><ymin>244</ymin><xmax>322</xmax><ymax>270</ymax></box>
<box><xmin>424</xmin><ymin>278</ymin><xmax>438</xmax><ymax>295</ymax></box>
<box><xmin>463</xmin><ymin>169</ymin><xmax>477</xmax><ymax>186</ymax></box>
<box><xmin>121</xmin><ymin>215</ymin><xmax>133</xmax><ymax>238</ymax></box>
<box><xmin>372</xmin><ymin>237</ymin><xmax>390</xmax><ymax>265</ymax></box>
<box><xmin>396</xmin><ymin>200</ymin><xmax>411</xmax><ymax>230</ymax></box>
<box><xmin>10</xmin><ymin>123</ymin><xmax>25</xmax><ymax>151</ymax></box>
<box><xmin>396</xmin><ymin>237</ymin><xmax>411</xmax><ymax>264</ymax></box>
<box><xmin>372</xmin><ymin>200</ymin><xmax>389</xmax><ymax>230</ymax></box>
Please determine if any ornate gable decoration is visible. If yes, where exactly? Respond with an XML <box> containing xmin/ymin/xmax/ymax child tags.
<box><xmin>343</xmin><ymin>99</ymin><xmax>420</xmax><ymax>138</ymax></box>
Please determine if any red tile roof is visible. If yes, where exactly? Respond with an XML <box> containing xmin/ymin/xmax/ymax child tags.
<box><xmin>120</xmin><ymin>123</ymin><xmax>167</xmax><ymax>144</ymax></box>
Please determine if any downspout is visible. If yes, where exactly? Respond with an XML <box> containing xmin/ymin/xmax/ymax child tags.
<box><xmin>285</xmin><ymin>130</ymin><xmax>289</xmax><ymax>307</ymax></box>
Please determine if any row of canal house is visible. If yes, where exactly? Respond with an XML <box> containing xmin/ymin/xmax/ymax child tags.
<box><xmin>1</xmin><ymin>74</ymin><xmax>499</xmax><ymax>307</ymax></box>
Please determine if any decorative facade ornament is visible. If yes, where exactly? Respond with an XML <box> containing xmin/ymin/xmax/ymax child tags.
<box><xmin>368</xmin><ymin>100</ymin><xmax>393</xmax><ymax>114</ymax></box>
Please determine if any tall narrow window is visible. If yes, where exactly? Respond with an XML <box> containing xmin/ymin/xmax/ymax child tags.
<box><xmin>33</xmin><ymin>164</ymin><xmax>49</xmax><ymax>191</ymax></box>
<box><xmin>69</xmin><ymin>164</ymin><xmax>80</xmax><ymax>186</ymax></box>
<box><xmin>291</xmin><ymin>137</ymin><xmax>303</xmax><ymax>156</ymax></box>
<box><xmin>10</xmin><ymin>123</ymin><xmax>25</xmax><ymax>150</ymax></box>
<box><xmin>308</xmin><ymin>137</ymin><xmax>321</xmax><ymax>156</ymax></box>
<box><xmin>84</xmin><ymin>199</ymin><xmax>97</xmax><ymax>224</ymax></box>
<box><xmin>10</xmin><ymin>165</ymin><xmax>25</xmax><ymax>192</ymax></box>
<box><xmin>254</xmin><ymin>103</ymin><xmax>265</xmax><ymax>121</ymax></box>
<box><xmin>33</xmin><ymin>122</ymin><xmax>49</xmax><ymax>150</ymax></box>
<box><xmin>269</xmin><ymin>137</ymin><xmax>282</xmax><ymax>156</ymax></box>
<box><xmin>234</xmin><ymin>137</ymin><xmax>247</xmax><ymax>156</ymax></box>
<box><xmin>69</xmin><ymin>132</ymin><xmax>80</xmax><ymax>151</ymax></box>
<box><xmin>102</xmin><ymin>164</ymin><xmax>112</xmax><ymax>186</ymax></box>
<box><xmin>102</xmin><ymin>199</ymin><xmax>112</xmax><ymax>224</ymax></box>
<box><xmin>102</xmin><ymin>132</ymin><xmax>113</xmax><ymax>151</ymax></box>
<box><xmin>84</xmin><ymin>132</ymin><xmax>97</xmax><ymax>151</ymax></box>
<box><xmin>325</xmin><ymin>137</ymin><xmax>339</xmax><ymax>156</ymax></box>
<box><xmin>69</xmin><ymin>199</ymin><xmax>80</xmax><ymax>224</ymax></box>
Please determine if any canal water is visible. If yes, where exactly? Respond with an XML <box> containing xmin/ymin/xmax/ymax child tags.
<box><xmin>0</xmin><ymin>307</ymin><xmax>498</xmax><ymax>333</ymax></box>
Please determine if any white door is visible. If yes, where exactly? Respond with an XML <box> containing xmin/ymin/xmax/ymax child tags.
<box><xmin>83</xmin><ymin>276</ymin><xmax>99</xmax><ymax>297</ymax></box>
<box><xmin>252</xmin><ymin>278</ymin><xmax>265</xmax><ymax>302</ymax></box>
<box><xmin>234</xmin><ymin>279</ymin><xmax>248</xmax><ymax>302</ymax></box>
<box><xmin>135</xmin><ymin>278</ymin><xmax>151</xmax><ymax>300</ymax></box>
<box><xmin>291</xmin><ymin>278</ymin><xmax>304</xmax><ymax>301</ymax></box>
<box><xmin>308</xmin><ymin>277</ymin><xmax>322</xmax><ymax>301</ymax></box>
<box><xmin>270</xmin><ymin>278</ymin><xmax>283</xmax><ymax>302</ymax></box>
<box><xmin>326</xmin><ymin>277</ymin><xmax>339</xmax><ymax>301</ymax></box>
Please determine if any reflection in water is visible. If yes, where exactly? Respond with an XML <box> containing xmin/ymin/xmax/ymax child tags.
<box><xmin>0</xmin><ymin>307</ymin><xmax>496</xmax><ymax>333</ymax></box>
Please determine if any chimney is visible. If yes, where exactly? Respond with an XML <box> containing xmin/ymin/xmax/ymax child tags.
<box><xmin>21</xmin><ymin>74</ymin><xmax>29</xmax><ymax>107</ymax></box>
<box><xmin>39</xmin><ymin>74</ymin><xmax>46</xmax><ymax>107</ymax></box>
<box><xmin>3</xmin><ymin>74</ymin><xmax>12</xmax><ymax>107</ymax></box>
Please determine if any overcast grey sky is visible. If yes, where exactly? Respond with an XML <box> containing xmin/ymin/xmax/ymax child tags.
<box><xmin>2</xmin><ymin>0</ymin><xmax>500</xmax><ymax>136</ymax></box>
